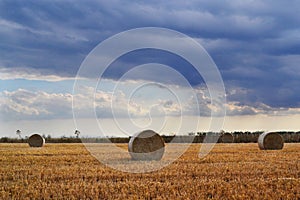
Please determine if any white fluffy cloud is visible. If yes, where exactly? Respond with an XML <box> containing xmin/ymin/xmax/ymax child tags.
<box><xmin>1</xmin><ymin>79</ymin><xmax>300</xmax><ymax>122</ymax></box>
<box><xmin>0</xmin><ymin>81</ymin><xmax>190</xmax><ymax>121</ymax></box>
<box><xmin>0</xmin><ymin>89</ymin><xmax>73</xmax><ymax>120</ymax></box>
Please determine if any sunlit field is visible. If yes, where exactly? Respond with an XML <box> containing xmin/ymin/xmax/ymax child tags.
<box><xmin>1</xmin><ymin>143</ymin><xmax>299</xmax><ymax>199</ymax></box>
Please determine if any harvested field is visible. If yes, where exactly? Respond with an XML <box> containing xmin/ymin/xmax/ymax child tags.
<box><xmin>0</xmin><ymin>143</ymin><xmax>299</xmax><ymax>199</ymax></box>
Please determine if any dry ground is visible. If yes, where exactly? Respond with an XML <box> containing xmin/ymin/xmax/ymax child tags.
<box><xmin>0</xmin><ymin>143</ymin><xmax>299</xmax><ymax>199</ymax></box>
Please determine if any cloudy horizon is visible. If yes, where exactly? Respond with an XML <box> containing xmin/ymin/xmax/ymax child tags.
<box><xmin>1</xmin><ymin>0</ymin><xmax>300</xmax><ymax>138</ymax></box>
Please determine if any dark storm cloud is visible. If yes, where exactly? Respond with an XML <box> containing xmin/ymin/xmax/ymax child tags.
<box><xmin>0</xmin><ymin>0</ymin><xmax>300</xmax><ymax>109</ymax></box>
<box><xmin>103</xmin><ymin>49</ymin><xmax>205</xmax><ymax>86</ymax></box>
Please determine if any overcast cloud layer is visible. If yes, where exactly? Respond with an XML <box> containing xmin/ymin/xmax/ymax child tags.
<box><xmin>0</xmin><ymin>0</ymin><xmax>300</xmax><ymax>122</ymax></box>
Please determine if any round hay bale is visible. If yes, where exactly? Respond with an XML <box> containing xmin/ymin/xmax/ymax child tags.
<box><xmin>221</xmin><ymin>133</ymin><xmax>234</xmax><ymax>143</ymax></box>
<box><xmin>258</xmin><ymin>132</ymin><xmax>284</xmax><ymax>150</ymax></box>
<box><xmin>28</xmin><ymin>134</ymin><xmax>45</xmax><ymax>147</ymax></box>
<box><xmin>128</xmin><ymin>130</ymin><xmax>165</xmax><ymax>160</ymax></box>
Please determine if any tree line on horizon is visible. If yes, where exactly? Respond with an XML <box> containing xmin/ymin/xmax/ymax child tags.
<box><xmin>1</xmin><ymin>130</ymin><xmax>299</xmax><ymax>143</ymax></box>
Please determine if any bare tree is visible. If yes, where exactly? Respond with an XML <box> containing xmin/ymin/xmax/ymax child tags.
<box><xmin>188</xmin><ymin>132</ymin><xmax>195</xmax><ymax>136</ymax></box>
<box><xmin>74</xmin><ymin>130</ymin><xmax>80</xmax><ymax>138</ymax></box>
<box><xmin>16</xmin><ymin>130</ymin><xmax>22</xmax><ymax>139</ymax></box>
<box><xmin>220</xmin><ymin>130</ymin><xmax>225</xmax><ymax>135</ymax></box>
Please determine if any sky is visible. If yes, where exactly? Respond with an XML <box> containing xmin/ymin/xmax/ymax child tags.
<box><xmin>0</xmin><ymin>0</ymin><xmax>300</xmax><ymax>138</ymax></box>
